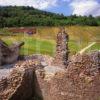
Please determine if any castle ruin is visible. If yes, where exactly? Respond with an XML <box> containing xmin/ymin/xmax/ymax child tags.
<box><xmin>0</xmin><ymin>29</ymin><xmax>100</xmax><ymax>100</ymax></box>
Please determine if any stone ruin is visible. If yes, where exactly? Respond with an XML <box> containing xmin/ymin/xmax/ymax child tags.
<box><xmin>0</xmin><ymin>29</ymin><xmax>100</xmax><ymax>100</ymax></box>
<box><xmin>0</xmin><ymin>39</ymin><xmax>24</xmax><ymax>65</ymax></box>
<box><xmin>53</xmin><ymin>28</ymin><xmax>69</xmax><ymax>67</ymax></box>
<box><xmin>0</xmin><ymin>51</ymin><xmax>99</xmax><ymax>100</ymax></box>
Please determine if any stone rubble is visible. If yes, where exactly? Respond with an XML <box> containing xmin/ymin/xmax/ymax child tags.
<box><xmin>0</xmin><ymin>54</ymin><xmax>53</xmax><ymax>100</ymax></box>
<box><xmin>0</xmin><ymin>29</ymin><xmax>99</xmax><ymax>100</ymax></box>
<box><xmin>0</xmin><ymin>52</ymin><xmax>99</xmax><ymax>100</ymax></box>
<box><xmin>35</xmin><ymin>51</ymin><xmax>100</xmax><ymax>100</ymax></box>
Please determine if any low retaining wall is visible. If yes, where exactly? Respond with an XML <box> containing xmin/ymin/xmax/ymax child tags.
<box><xmin>0</xmin><ymin>67</ymin><xmax>35</xmax><ymax>100</ymax></box>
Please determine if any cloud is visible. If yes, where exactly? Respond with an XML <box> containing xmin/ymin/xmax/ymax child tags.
<box><xmin>70</xmin><ymin>0</ymin><xmax>100</xmax><ymax>16</ymax></box>
<box><xmin>32</xmin><ymin>0</ymin><xmax>58</xmax><ymax>9</ymax></box>
<box><xmin>1</xmin><ymin>0</ymin><xmax>100</xmax><ymax>16</ymax></box>
<box><xmin>0</xmin><ymin>0</ymin><xmax>58</xmax><ymax>10</ymax></box>
<box><xmin>62</xmin><ymin>0</ymin><xmax>70</xmax><ymax>2</ymax></box>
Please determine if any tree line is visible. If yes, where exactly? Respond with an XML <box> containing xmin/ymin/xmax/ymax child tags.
<box><xmin>0</xmin><ymin>6</ymin><xmax>100</xmax><ymax>27</ymax></box>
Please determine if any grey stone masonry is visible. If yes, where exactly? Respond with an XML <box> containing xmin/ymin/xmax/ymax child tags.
<box><xmin>53</xmin><ymin>28</ymin><xmax>69</xmax><ymax>67</ymax></box>
<box><xmin>0</xmin><ymin>39</ymin><xmax>24</xmax><ymax>65</ymax></box>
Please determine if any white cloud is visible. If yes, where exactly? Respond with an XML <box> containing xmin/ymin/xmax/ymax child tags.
<box><xmin>70</xmin><ymin>0</ymin><xmax>100</xmax><ymax>16</ymax></box>
<box><xmin>1</xmin><ymin>0</ymin><xmax>100</xmax><ymax>16</ymax></box>
<box><xmin>0</xmin><ymin>0</ymin><xmax>58</xmax><ymax>10</ymax></box>
<box><xmin>62</xmin><ymin>0</ymin><xmax>70</xmax><ymax>2</ymax></box>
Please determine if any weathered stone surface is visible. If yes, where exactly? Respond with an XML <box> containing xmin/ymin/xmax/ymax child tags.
<box><xmin>34</xmin><ymin>52</ymin><xmax>100</xmax><ymax>100</ymax></box>
<box><xmin>0</xmin><ymin>52</ymin><xmax>99</xmax><ymax>100</ymax></box>
<box><xmin>66</xmin><ymin>52</ymin><xmax>100</xmax><ymax>100</ymax></box>
<box><xmin>9</xmin><ymin>68</ymin><xmax>35</xmax><ymax>100</ymax></box>
<box><xmin>0</xmin><ymin>55</ymin><xmax>53</xmax><ymax>100</ymax></box>
<box><xmin>53</xmin><ymin>28</ymin><xmax>69</xmax><ymax>67</ymax></box>
<box><xmin>0</xmin><ymin>39</ymin><xmax>24</xmax><ymax>65</ymax></box>
<box><xmin>34</xmin><ymin>67</ymin><xmax>65</xmax><ymax>100</ymax></box>
<box><xmin>0</xmin><ymin>28</ymin><xmax>99</xmax><ymax>100</ymax></box>
<box><xmin>0</xmin><ymin>61</ymin><xmax>35</xmax><ymax>100</ymax></box>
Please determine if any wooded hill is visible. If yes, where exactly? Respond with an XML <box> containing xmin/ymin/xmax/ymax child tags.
<box><xmin>0</xmin><ymin>6</ymin><xmax>100</xmax><ymax>27</ymax></box>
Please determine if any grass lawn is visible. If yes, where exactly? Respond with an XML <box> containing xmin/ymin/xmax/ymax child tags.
<box><xmin>0</xmin><ymin>34</ymin><xmax>56</xmax><ymax>56</ymax></box>
<box><xmin>0</xmin><ymin>26</ymin><xmax>99</xmax><ymax>56</ymax></box>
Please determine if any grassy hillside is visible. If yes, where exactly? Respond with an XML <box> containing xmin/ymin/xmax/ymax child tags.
<box><xmin>0</xmin><ymin>26</ymin><xmax>99</xmax><ymax>56</ymax></box>
<box><xmin>0</xmin><ymin>6</ymin><xmax>100</xmax><ymax>27</ymax></box>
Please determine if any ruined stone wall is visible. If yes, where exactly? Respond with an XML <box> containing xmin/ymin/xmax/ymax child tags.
<box><xmin>0</xmin><ymin>39</ymin><xmax>99</xmax><ymax>100</ymax></box>
<box><xmin>0</xmin><ymin>40</ymin><xmax>24</xmax><ymax>65</ymax></box>
<box><xmin>0</xmin><ymin>55</ymin><xmax>50</xmax><ymax>100</ymax></box>
<box><xmin>53</xmin><ymin>28</ymin><xmax>69</xmax><ymax>67</ymax></box>
<box><xmin>34</xmin><ymin>52</ymin><xmax>100</xmax><ymax>100</ymax></box>
<box><xmin>9</xmin><ymin>68</ymin><xmax>35</xmax><ymax>100</ymax></box>
<box><xmin>0</xmin><ymin>61</ymin><xmax>35</xmax><ymax>100</ymax></box>
<box><xmin>0</xmin><ymin>52</ymin><xmax>100</xmax><ymax>100</ymax></box>
<box><xmin>0</xmin><ymin>68</ymin><xmax>23</xmax><ymax>100</ymax></box>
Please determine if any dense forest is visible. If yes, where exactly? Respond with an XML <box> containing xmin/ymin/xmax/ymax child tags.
<box><xmin>0</xmin><ymin>6</ymin><xmax>100</xmax><ymax>27</ymax></box>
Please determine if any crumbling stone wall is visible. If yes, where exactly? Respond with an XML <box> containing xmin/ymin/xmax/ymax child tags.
<box><xmin>0</xmin><ymin>68</ymin><xmax>23</xmax><ymax>100</ymax></box>
<box><xmin>0</xmin><ymin>52</ymin><xmax>99</xmax><ymax>100</ymax></box>
<box><xmin>0</xmin><ymin>39</ymin><xmax>24</xmax><ymax>65</ymax></box>
<box><xmin>9</xmin><ymin>68</ymin><xmax>35</xmax><ymax>100</ymax></box>
<box><xmin>34</xmin><ymin>52</ymin><xmax>100</xmax><ymax>100</ymax></box>
<box><xmin>0</xmin><ymin>55</ymin><xmax>50</xmax><ymax>100</ymax></box>
<box><xmin>53</xmin><ymin>28</ymin><xmax>69</xmax><ymax>67</ymax></box>
<box><xmin>0</xmin><ymin>27</ymin><xmax>99</xmax><ymax>100</ymax></box>
<box><xmin>0</xmin><ymin>62</ymin><xmax>35</xmax><ymax>100</ymax></box>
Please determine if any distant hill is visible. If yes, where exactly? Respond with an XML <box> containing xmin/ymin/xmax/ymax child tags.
<box><xmin>0</xmin><ymin>6</ymin><xmax>100</xmax><ymax>27</ymax></box>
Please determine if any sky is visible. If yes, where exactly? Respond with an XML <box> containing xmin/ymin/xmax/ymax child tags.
<box><xmin>0</xmin><ymin>0</ymin><xmax>100</xmax><ymax>16</ymax></box>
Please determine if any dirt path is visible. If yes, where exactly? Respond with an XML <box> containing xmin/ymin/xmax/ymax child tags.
<box><xmin>79</xmin><ymin>42</ymin><xmax>96</xmax><ymax>54</ymax></box>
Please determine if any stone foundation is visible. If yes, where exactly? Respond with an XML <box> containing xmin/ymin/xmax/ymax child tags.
<box><xmin>34</xmin><ymin>52</ymin><xmax>100</xmax><ymax>100</ymax></box>
<box><xmin>0</xmin><ymin>52</ymin><xmax>100</xmax><ymax>100</ymax></box>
